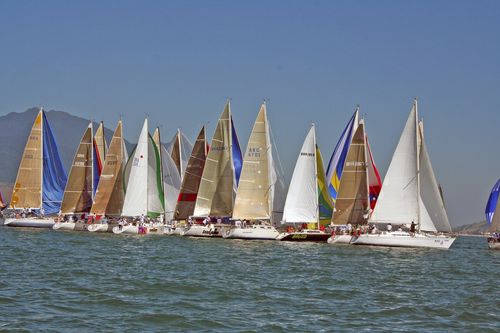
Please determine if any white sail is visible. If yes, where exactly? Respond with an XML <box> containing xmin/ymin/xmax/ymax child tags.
<box><xmin>370</xmin><ymin>105</ymin><xmax>419</xmax><ymax>224</ymax></box>
<box><xmin>122</xmin><ymin>119</ymin><xmax>164</xmax><ymax>217</ymax></box>
<box><xmin>418</xmin><ymin>126</ymin><xmax>451</xmax><ymax>232</ymax></box>
<box><xmin>282</xmin><ymin>125</ymin><xmax>318</xmax><ymax>224</ymax></box>
<box><xmin>161</xmin><ymin>144</ymin><xmax>182</xmax><ymax>221</ymax></box>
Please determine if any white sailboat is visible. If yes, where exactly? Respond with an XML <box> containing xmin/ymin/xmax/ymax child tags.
<box><xmin>87</xmin><ymin>120</ymin><xmax>129</xmax><ymax>233</ymax></box>
<box><xmin>113</xmin><ymin>118</ymin><xmax>165</xmax><ymax>234</ymax></box>
<box><xmin>223</xmin><ymin>103</ymin><xmax>286</xmax><ymax>240</ymax></box>
<box><xmin>352</xmin><ymin>100</ymin><xmax>456</xmax><ymax>249</ymax></box>
<box><xmin>182</xmin><ymin>101</ymin><xmax>243</xmax><ymax>237</ymax></box>
<box><xmin>53</xmin><ymin>123</ymin><xmax>98</xmax><ymax>231</ymax></box>
<box><xmin>5</xmin><ymin>108</ymin><xmax>67</xmax><ymax>228</ymax></box>
<box><xmin>277</xmin><ymin>124</ymin><xmax>334</xmax><ymax>242</ymax></box>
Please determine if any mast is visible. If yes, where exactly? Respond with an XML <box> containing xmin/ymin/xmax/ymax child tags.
<box><xmin>177</xmin><ymin>128</ymin><xmax>183</xmax><ymax>178</ymax></box>
<box><xmin>40</xmin><ymin>107</ymin><xmax>44</xmax><ymax>212</ymax></box>
<box><xmin>361</xmin><ymin>116</ymin><xmax>371</xmax><ymax>219</ymax></box>
<box><xmin>414</xmin><ymin>98</ymin><xmax>421</xmax><ymax>232</ymax></box>
<box><xmin>157</xmin><ymin>127</ymin><xmax>165</xmax><ymax>217</ymax></box>
<box><xmin>91</xmin><ymin>122</ymin><xmax>95</xmax><ymax>201</ymax></box>
<box><xmin>313</xmin><ymin>124</ymin><xmax>320</xmax><ymax>228</ymax></box>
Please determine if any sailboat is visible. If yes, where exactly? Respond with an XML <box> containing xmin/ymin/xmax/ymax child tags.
<box><xmin>167</xmin><ymin>129</ymin><xmax>193</xmax><ymax>180</ymax></box>
<box><xmin>223</xmin><ymin>103</ymin><xmax>286</xmax><ymax>240</ymax></box>
<box><xmin>87</xmin><ymin>120</ymin><xmax>129</xmax><ymax>232</ymax></box>
<box><xmin>53</xmin><ymin>122</ymin><xmax>105</xmax><ymax>231</ymax></box>
<box><xmin>485</xmin><ymin>179</ymin><xmax>500</xmax><ymax>249</ymax></box>
<box><xmin>113</xmin><ymin>118</ymin><xmax>164</xmax><ymax>234</ymax></box>
<box><xmin>164</xmin><ymin>126</ymin><xmax>208</xmax><ymax>235</ymax></box>
<box><xmin>352</xmin><ymin>99</ymin><xmax>456</xmax><ymax>249</ymax></box>
<box><xmin>5</xmin><ymin>108</ymin><xmax>68</xmax><ymax>228</ymax></box>
<box><xmin>277</xmin><ymin>124</ymin><xmax>334</xmax><ymax>242</ymax></box>
<box><xmin>182</xmin><ymin>101</ymin><xmax>243</xmax><ymax>237</ymax></box>
<box><xmin>327</xmin><ymin>112</ymin><xmax>382</xmax><ymax>244</ymax></box>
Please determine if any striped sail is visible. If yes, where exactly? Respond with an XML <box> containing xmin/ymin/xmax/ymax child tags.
<box><xmin>193</xmin><ymin>102</ymin><xmax>241</xmax><ymax>217</ymax></box>
<box><xmin>331</xmin><ymin>122</ymin><xmax>368</xmax><ymax>226</ymax></box>
<box><xmin>61</xmin><ymin>123</ymin><xmax>94</xmax><ymax>214</ymax></box>
<box><xmin>174</xmin><ymin>126</ymin><xmax>207</xmax><ymax>220</ymax></box>
<box><xmin>326</xmin><ymin>109</ymin><xmax>359</xmax><ymax>202</ymax></box>
<box><xmin>91</xmin><ymin>121</ymin><xmax>128</xmax><ymax>216</ymax></box>
<box><xmin>122</xmin><ymin>119</ymin><xmax>164</xmax><ymax>217</ymax></box>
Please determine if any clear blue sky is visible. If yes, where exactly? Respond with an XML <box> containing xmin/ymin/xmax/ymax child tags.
<box><xmin>1</xmin><ymin>0</ymin><xmax>499</xmax><ymax>226</ymax></box>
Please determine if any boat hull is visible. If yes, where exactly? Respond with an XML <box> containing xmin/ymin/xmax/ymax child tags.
<box><xmin>163</xmin><ymin>225</ymin><xmax>186</xmax><ymax>235</ymax></box>
<box><xmin>181</xmin><ymin>224</ymin><xmax>223</xmax><ymax>237</ymax></box>
<box><xmin>4</xmin><ymin>217</ymin><xmax>55</xmax><ymax>228</ymax></box>
<box><xmin>277</xmin><ymin>231</ymin><xmax>331</xmax><ymax>242</ymax></box>
<box><xmin>87</xmin><ymin>223</ymin><xmax>116</xmax><ymax>233</ymax></box>
<box><xmin>327</xmin><ymin>234</ymin><xmax>354</xmax><ymax>244</ymax></box>
<box><xmin>222</xmin><ymin>226</ymin><xmax>280</xmax><ymax>240</ymax></box>
<box><xmin>352</xmin><ymin>232</ymin><xmax>455</xmax><ymax>249</ymax></box>
<box><xmin>112</xmin><ymin>224</ymin><xmax>164</xmax><ymax>235</ymax></box>
<box><xmin>52</xmin><ymin>221</ymin><xmax>89</xmax><ymax>231</ymax></box>
<box><xmin>487</xmin><ymin>237</ymin><xmax>500</xmax><ymax>249</ymax></box>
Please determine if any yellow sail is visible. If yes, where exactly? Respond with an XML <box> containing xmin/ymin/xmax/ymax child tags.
<box><xmin>10</xmin><ymin>110</ymin><xmax>43</xmax><ymax>209</ymax></box>
<box><xmin>90</xmin><ymin>121</ymin><xmax>127</xmax><ymax>216</ymax></box>
<box><xmin>332</xmin><ymin>122</ymin><xmax>369</xmax><ymax>225</ymax></box>
<box><xmin>193</xmin><ymin>102</ymin><xmax>235</xmax><ymax>217</ymax></box>
<box><xmin>61</xmin><ymin>124</ymin><xmax>93</xmax><ymax>214</ymax></box>
<box><xmin>94</xmin><ymin>121</ymin><xmax>107</xmax><ymax>167</ymax></box>
<box><xmin>233</xmin><ymin>104</ymin><xmax>271</xmax><ymax>220</ymax></box>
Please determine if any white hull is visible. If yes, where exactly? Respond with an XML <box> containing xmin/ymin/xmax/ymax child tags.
<box><xmin>181</xmin><ymin>224</ymin><xmax>223</xmax><ymax>237</ymax></box>
<box><xmin>222</xmin><ymin>225</ymin><xmax>280</xmax><ymax>240</ymax></box>
<box><xmin>352</xmin><ymin>231</ymin><xmax>455</xmax><ymax>249</ymax></box>
<box><xmin>112</xmin><ymin>224</ymin><xmax>164</xmax><ymax>235</ymax></box>
<box><xmin>488</xmin><ymin>238</ymin><xmax>500</xmax><ymax>250</ymax></box>
<box><xmin>4</xmin><ymin>217</ymin><xmax>55</xmax><ymax>228</ymax></box>
<box><xmin>163</xmin><ymin>225</ymin><xmax>186</xmax><ymax>235</ymax></box>
<box><xmin>52</xmin><ymin>221</ymin><xmax>89</xmax><ymax>231</ymax></box>
<box><xmin>87</xmin><ymin>223</ymin><xmax>115</xmax><ymax>233</ymax></box>
<box><xmin>327</xmin><ymin>234</ymin><xmax>354</xmax><ymax>244</ymax></box>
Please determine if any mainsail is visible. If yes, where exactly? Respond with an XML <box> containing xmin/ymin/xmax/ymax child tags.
<box><xmin>317</xmin><ymin>145</ymin><xmax>334</xmax><ymax>225</ymax></box>
<box><xmin>10</xmin><ymin>109</ymin><xmax>67</xmax><ymax>214</ymax></box>
<box><xmin>174</xmin><ymin>126</ymin><xmax>208</xmax><ymax>220</ymax></box>
<box><xmin>122</xmin><ymin>119</ymin><xmax>164</xmax><ymax>217</ymax></box>
<box><xmin>282</xmin><ymin>125</ymin><xmax>319</xmax><ymax>224</ymax></box>
<box><xmin>326</xmin><ymin>109</ymin><xmax>359</xmax><ymax>202</ymax></box>
<box><xmin>60</xmin><ymin>123</ymin><xmax>94</xmax><ymax>214</ymax></box>
<box><xmin>167</xmin><ymin>129</ymin><xmax>193</xmax><ymax>180</ymax></box>
<box><xmin>93</xmin><ymin>121</ymin><xmax>107</xmax><ymax>195</ymax></box>
<box><xmin>90</xmin><ymin>121</ymin><xmax>128</xmax><ymax>216</ymax></box>
<box><xmin>193</xmin><ymin>101</ymin><xmax>242</xmax><ymax>217</ymax></box>
<box><xmin>332</xmin><ymin>121</ymin><xmax>368</xmax><ymax>226</ymax></box>
<box><xmin>369</xmin><ymin>100</ymin><xmax>452</xmax><ymax>233</ymax></box>
<box><xmin>486</xmin><ymin>179</ymin><xmax>500</xmax><ymax>232</ymax></box>
<box><xmin>233</xmin><ymin>103</ymin><xmax>278</xmax><ymax>221</ymax></box>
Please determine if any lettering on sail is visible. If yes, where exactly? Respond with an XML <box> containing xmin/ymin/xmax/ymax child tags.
<box><xmin>248</xmin><ymin>147</ymin><xmax>261</xmax><ymax>158</ymax></box>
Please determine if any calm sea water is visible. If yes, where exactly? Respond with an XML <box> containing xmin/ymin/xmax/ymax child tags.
<box><xmin>0</xmin><ymin>227</ymin><xmax>498</xmax><ymax>332</ymax></box>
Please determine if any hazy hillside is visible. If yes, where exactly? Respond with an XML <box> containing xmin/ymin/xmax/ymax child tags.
<box><xmin>453</xmin><ymin>221</ymin><xmax>490</xmax><ymax>234</ymax></box>
<box><xmin>0</xmin><ymin>107</ymin><xmax>132</xmax><ymax>202</ymax></box>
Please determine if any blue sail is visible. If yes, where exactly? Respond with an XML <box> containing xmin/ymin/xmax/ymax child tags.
<box><xmin>42</xmin><ymin>113</ymin><xmax>68</xmax><ymax>215</ymax></box>
<box><xmin>231</xmin><ymin>116</ymin><xmax>243</xmax><ymax>186</ymax></box>
<box><xmin>326</xmin><ymin>111</ymin><xmax>357</xmax><ymax>201</ymax></box>
<box><xmin>485</xmin><ymin>179</ymin><xmax>500</xmax><ymax>224</ymax></box>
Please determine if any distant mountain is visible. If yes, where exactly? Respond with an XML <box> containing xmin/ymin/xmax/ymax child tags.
<box><xmin>0</xmin><ymin>107</ymin><xmax>132</xmax><ymax>202</ymax></box>
<box><xmin>453</xmin><ymin>221</ymin><xmax>490</xmax><ymax>234</ymax></box>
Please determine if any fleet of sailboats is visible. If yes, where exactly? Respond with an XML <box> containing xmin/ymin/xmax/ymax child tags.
<box><xmin>3</xmin><ymin>100</ymin><xmax>485</xmax><ymax>250</ymax></box>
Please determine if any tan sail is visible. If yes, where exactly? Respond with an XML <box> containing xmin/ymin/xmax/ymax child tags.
<box><xmin>170</xmin><ymin>130</ymin><xmax>182</xmax><ymax>177</ymax></box>
<box><xmin>233</xmin><ymin>104</ymin><xmax>271</xmax><ymax>220</ymax></box>
<box><xmin>174</xmin><ymin>126</ymin><xmax>207</xmax><ymax>220</ymax></box>
<box><xmin>193</xmin><ymin>102</ymin><xmax>235</xmax><ymax>217</ymax></box>
<box><xmin>90</xmin><ymin>121</ymin><xmax>127</xmax><ymax>216</ymax></box>
<box><xmin>94</xmin><ymin>121</ymin><xmax>107</xmax><ymax>167</ymax></box>
<box><xmin>332</xmin><ymin>122</ymin><xmax>369</xmax><ymax>225</ymax></box>
<box><xmin>10</xmin><ymin>110</ymin><xmax>43</xmax><ymax>209</ymax></box>
<box><xmin>152</xmin><ymin>127</ymin><xmax>161</xmax><ymax>152</ymax></box>
<box><xmin>61</xmin><ymin>124</ymin><xmax>94</xmax><ymax>214</ymax></box>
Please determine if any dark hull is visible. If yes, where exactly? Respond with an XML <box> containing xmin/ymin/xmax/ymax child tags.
<box><xmin>278</xmin><ymin>232</ymin><xmax>330</xmax><ymax>242</ymax></box>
